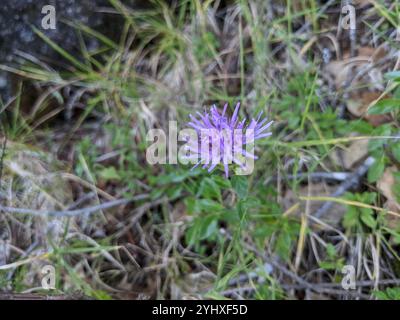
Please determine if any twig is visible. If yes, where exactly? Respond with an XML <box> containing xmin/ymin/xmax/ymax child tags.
<box><xmin>0</xmin><ymin>292</ymin><xmax>94</xmax><ymax>300</ymax></box>
<box><xmin>282</xmin><ymin>278</ymin><xmax>400</xmax><ymax>289</ymax></box>
<box><xmin>0</xmin><ymin>194</ymin><xmax>149</xmax><ymax>218</ymax></box>
<box><xmin>228</xmin><ymin>263</ymin><xmax>273</xmax><ymax>287</ymax></box>
<box><xmin>314</xmin><ymin>156</ymin><xmax>375</xmax><ymax>218</ymax></box>
<box><xmin>220</xmin><ymin>284</ymin><xmax>371</xmax><ymax>299</ymax></box>
<box><xmin>221</xmin><ymin>230</ymin><xmax>316</xmax><ymax>291</ymax></box>
<box><xmin>222</xmin><ymin>278</ymin><xmax>400</xmax><ymax>299</ymax></box>
<box><xmin>0</xmin><ymin>136</ymin><xmax>7</xmax><ymax>192</ymax></box>
<box><xmin>265</xmin><ymin>171</ymin><xmax>352</xmax><ymax>185</ymax></box>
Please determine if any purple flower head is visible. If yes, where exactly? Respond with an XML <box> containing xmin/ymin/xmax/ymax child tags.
<box><xmin>186</xmin><ymin>102</ymin><xmax>273</xmax><ymax>177</ymax></box>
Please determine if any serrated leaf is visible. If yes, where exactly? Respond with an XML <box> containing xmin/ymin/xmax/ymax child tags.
<box><xmin>361</xmin><ymin>192</ymin><xmax>377</xmax><ymax>204</ymax></box>
<box><xmin>360</xmin><ymin>208</ymin><xmax>376</xmax><ymax>229</ymax></box>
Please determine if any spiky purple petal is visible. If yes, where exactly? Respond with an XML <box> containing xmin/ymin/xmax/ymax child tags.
<box><xmin>186</xmin><ymin>102</ymin><xmax>273</xmax><ymax>177</ymax></box>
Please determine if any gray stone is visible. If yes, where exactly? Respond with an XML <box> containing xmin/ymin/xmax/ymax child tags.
<box><xmin>0</xmin><ymin>0</ymin><xmax>140</xmax><ymax>101</ymax></box>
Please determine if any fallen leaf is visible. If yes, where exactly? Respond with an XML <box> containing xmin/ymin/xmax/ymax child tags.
<box><xmin>343</xmin><ymin>139</ymin><xmax>369</xmax><ymax>169</ymax></box>
<box><xmin>324</xmin><ymin>47</ymin><xmax>385</xmax><ymax>91</ymax></box>
<box><xmin>330</xmin><ymin>136</ymin><xmax>369</xmax><ymax>170</ymax></box>
<box><xmin>347</xmin><ymin>92</ymin><xmax>379</xmax><ymax>117</ymax></box>
<box><xmin>377</xmin><ymin>166</ymin><xmax>400</xmax><ymax>228</ymax></box>
<box><xmin>347</xmin><ymin>92</ymin><xmax>392</xmax><ymax>126</ymax></box>
<box><xmin>354</xmin><ymin>0</ymin><xmax>372</xmax><ymax>7</ymax></box>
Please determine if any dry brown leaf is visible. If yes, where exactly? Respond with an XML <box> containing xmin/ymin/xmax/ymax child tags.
<box><xmin>377</xmin><ymin>167</ymin><xmax>400</xmax><ymax>228</ymax></box>
<box><xmin>172</xmin><ymin>201</ymin><xmax>188</xmax><ymax>222</ymax></box>
<box><xmin>347</xmin><ymin>91</ymin><xmax>392</xmax><ymax>126</ymax></box>
<box><xmin>324</xmin><ymin>46</ymin><xmax>385</xmax><ymax>90</ymax></box>
<box><xmin>325</xmin><ymin>46</ymin><xmax>391</xmax><ymax>126</ymax></box>
<box><xmin>354</xmin><ymin>0</ymin><xmax>372</xmax><ymax>7</ymax></box>
<box><xmin>377</xmin><ymin>167</ymin><xmax>397</xmax><ymax>203</ymax></box>
<box><xmin>330</xmin><ymin>137</ymin><xmax>369</xmax><ymax>170</ymax></box>
<box><xmin>347</xmin><ymin>92</ymin><xmax>379</xmax><ymax>117</ymax></box>
<box><xmin>306</xmin><ymin>292</ymin><xmax>332</xmax><ymax>300</ymax></box>
<box><xmin>357</xmin><ymin>46</ymin><xmax>386</xmax><ymax>62</ymax></box>
<box><xmin>343</xmin><ymin>139</ymin><xmax>369</xmax><ymax>169</ymax></box>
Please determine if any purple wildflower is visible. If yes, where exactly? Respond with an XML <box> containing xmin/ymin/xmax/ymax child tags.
<box><xmin>186</xmin><ymin>102</ymin><xmax>273</xmax><ymax>177</ymax></box>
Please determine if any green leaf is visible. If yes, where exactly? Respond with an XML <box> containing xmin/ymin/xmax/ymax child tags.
<box><xmin>240</xmin><ymin>196</ymin><xmax>261</xmax><ymax>210</ymax></box>
<box><xmin>360</xmin><ymin>208</ymin><xmax>376</xmax><ymax>229</ymax></box>
<box><xmin>326</xmin><ymin>243</ymin><xmax>336</xmax><ymax>258</ymax></box>
<box><xmin>368</xmin><ymin>125</ymin><xmax>392</xmax><ymax>152</ymax></box>
<box><xmin>199</xmin><ymin>178</ymin><xmax>222</xmax><ymax>202</ymax></box>
<box><xmin>212</xmin><ymin>175</ymin><xmax>232</xmax><ymax>189</ymax></box>
<box><xmin>343</xmin><ymin>206</ymin><xmax>359</xmax><ymax>229</ymax></box>
<box><xmin>368</xmin><ymin>156</ymin><xmax>385</xmax><ymax>183</ymax></box>
<box><xmin>385</xmin><ymin>71</ymin><xmax>400</xmax><ymax>80</ymax></box>
<box><xmin>373</xmin><ymin>287</ymin><xmax>400</xmax><ymax>300</ymax></box>
<box><xmin>92</xmin><ymin>290</ymin><xmax>113</xmax><ymax>300</ymax></box>
<box><xmin>367</xmin><ymin>99</ymin><xmax>400</xmax><ymax>115</ymax></box>
<box><xmin>198</xmin><ymin>199</ymin><xmax>224</xmax><ymax>212</ymax></box>
<box><xmin>394</xmin><ymin>87</ymin><xmax>400</xmax><ymax>99</ymax></box>
<box><xmin>385</xmin><ymin>228</ymin><xmax>400</xmax><ymax>245</ymax></box>
<box><xmin>158</xmin><ymin>170</ymin><xmax>200</xmax><ymax>185</ymax></box>
<box><xmin>231</xmin><ymin>175</ymin><xmax>248</xmax><ymax>199</ymax></box>
<box><xmin>186</xmin><ymin>214</ymin><xmax>219</xmax><ymax>245</ymax></box>
<box><xmin>361</xmin><ymin>192</ymin><xmax>377</xmax><ymax>204</ymax></box>
<box><xmin>167</xmin><ymin>186</ymin><xmax>182</xmax><ymax>199</ymax></box>
<box><xmin>392</xmin><ymin>142</ymin><xmax>400</xmax><ymax>162</ymax></box>
<box><xmin>185</xmin><ymin>223</ymin><xmax>200</xmax><ymax>246</ymax></box>
<box><xmin>98</xmin><ymin>167</ymin><xmax>121</xmax><ymax>181</ymax></box>
<box><xmin>199</xmin><ymin>215</ymin><xmax>218</xmax><ymax>240</ymax></box>
<box><xmin>150</xmin><ymin>187</ymin><xmax>166</xmax><ymax>200</ymax></box>
<box><xmin>318</xmin><ymin>261</ymin><xmax>337</xmax><ymax>270</ymax></box>
<box><xmin>275</xmin><ymin>231</ymin><xmax>292</xmax><ymax>261</ymax></box>
<box><xmin>184</xmin><ymin>197</ymin><xmax>197</xmax><ymax>214</ymax></box>
<box><xmin>348</xmin><ymin>120</ymin><xmax>374</xmax><ymax>135</ymax></box>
